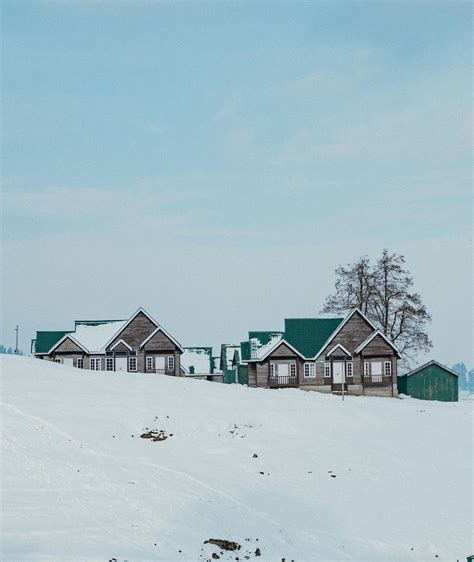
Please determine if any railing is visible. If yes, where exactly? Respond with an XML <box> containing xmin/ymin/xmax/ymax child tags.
<box><xmin>363</xmin><ymin>374</ymin><xmax>388</xmax><ymax>385</ymax></box>
<box><xmin>153</xmin><ymin>368</ymin><xmax>174</xmax><ymax>375</ymax></box>
<box><xmin>269</xmin><ymin>375</ymin><xmax>298</xmax><ymax>387</ymax></box>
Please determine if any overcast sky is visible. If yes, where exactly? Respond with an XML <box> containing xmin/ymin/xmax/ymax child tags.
<box><xmin>2</xmin><ymin>2</ymin><xmax>472</xmax><ymax>368</ymax></box>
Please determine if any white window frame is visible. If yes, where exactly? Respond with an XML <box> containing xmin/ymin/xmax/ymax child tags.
<box><xmin>364</xmin><ymin>361</ymin><xmax>370</xmax><ymax>377</ymax></box>
<box><xmin>304</xmin><ymin>362</ymin><xmax>316</xmax><ymax>378</ymax></box>
<box><xmin>128</xmin><ymin>356</ymin><xmax>137</xmax><ymax>372</ymax></box>
<box><xmin>167</xmin><ymin>355</ymin><xmax>175</xmax><ymax>371</ymax></box>
<box><xmin>289</xmin><ymin>363</ymin><xmax>297</xmax><ymax>378</ymax></box>
<box><xmin>270</xmin><ymin>363</ymin><xmax>275</xmax><ymax>377</ymax></box>
<box><xmin>384</xmin><ymin>361</ymin><xmax>392</xmax><ymax>376</ymax></box>
<box><xmin>106</xmin><ymin>357</ymin><xmax>115</xmax><ymax>371</ymax></box>
<box><xmin>90</xmin><ymin>357</ymin><xmax>101</xmax><ymax>371</ymax></box>
<box><xmin>76</xmin><ymin>358</ymin><xmax>83</xmax><ymax>369</ymax></box>
<box><xmin>324</xmin><ymin>362</ymin><xmax>331</xmax><ymax>377</ymax></box>
<box><xmin>146</xmin><ymin>356</ymin><xmax>154</xmax><ymax>372</ymax></box>
<box><xmin>346</xmin><ymin>361</ymin><xmax>353</xmax><ymax>377</ymax></box>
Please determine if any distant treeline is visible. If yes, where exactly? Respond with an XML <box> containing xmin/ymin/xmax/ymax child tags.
<box><xmin>0</xmin><ymin>345</ymin><xmax>23</xmax><ymax>355</ymax></box>
<box><xmin>453</xmin><ymin>363</ymin><xmax>474</xmax><ymax>392</ymax></box>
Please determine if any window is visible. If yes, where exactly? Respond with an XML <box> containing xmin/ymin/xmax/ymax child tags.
<box><xmin>384</xmin><ymin>361</ymin><xmax>392</xmax><ymax>376</ymax></box>
<box><xmin>270</xmin><ymin>363</ymin><xmax>275</xmax><ymax>377</ymax></box>
<box><xmin>54</xmin><ymin>358</ymin><xmax>62</xmax><ymax>364</ymax></box>
<box><xmin>90</xmin><ymin>357</ymin><xmax>101</xmax><ymax>371</ymax></box>
<box><xmin>346</xmin><ymin>362</ymin><xmax>353</xmax><ymax>377</ymax></box>
<box><xmin>304</xmin><ymin>363</ymin><xmax>316</xmax><ymax>378</ymax></box>
<box><xmin>167</xmin><ymin>355</ymin><xmax>175</xmax><ymax>371</ymax></box>
<box><xmin>289</xmin><ymin>363</ymin><xmax>297</xmax><ymax>378</ymax></box>
<box><xmin>324</xmin><ymin>362</ymin><xmax>331</xmax><ymax>377</ymax></box>
<box><xmin>146</xmin><ymin>356</ymin><xmax>154</xmax><ymax>372</ymax></box>
<box><xmin>128</xmin><ymin>356</ymin><xmax>137</xmax><ymax>372</ymax></box>
<box><xmin>106</xmin><ymin>357</ymin><xmax>114</xmax><ymax>371</ymax></box>
<box><xmin>76</xmin><ymin>358</ymin><xmax>83</xmax><ymax>369</ymax></box>
<box><xmin>364</xmin><ymin>361</ymin><xmax>370</xmax><ymax>377</ymax></box>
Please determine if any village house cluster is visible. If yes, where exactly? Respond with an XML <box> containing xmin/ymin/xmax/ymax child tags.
<box><xmin>32</xmin><ymin>307</ymin><xmax>458</xmax><ymax>401</ymax></box>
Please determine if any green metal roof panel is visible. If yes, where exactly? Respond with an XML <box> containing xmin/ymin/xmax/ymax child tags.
<box><xmin>34</xmin><ymin>331</ymin><xmax>71</xmax><ymax>354</ymax></box>
<box><xmin>240</xmin><ymin>341</ymin><xmax>250</xmax><ymax>361</ymax></box>
<box><xmin>284</xmin><ymin>317</ymin><xmax>344</xmax><ymax>358</ymax></box>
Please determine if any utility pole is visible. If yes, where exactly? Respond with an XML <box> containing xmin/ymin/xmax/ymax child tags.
<box><xmin>14</xmin><ymin>325</ymin><xmax>19</xmax><ymax>354</ymax></box>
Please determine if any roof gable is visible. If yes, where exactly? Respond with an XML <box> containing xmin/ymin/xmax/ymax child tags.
<box><xmin>284</xmin><ymin>317</ymin><xmax>344</xmax><ymax>358</ymax></box>
<box><xmin>404</xmin><ymin>360</ymin><xmax>459</xmax><ymax>378</ymax></box>
<box><xmin>104</xmin><ymin>308</ymin><xmax>159</xmax><ymax>349</ymax></box>
<box><xmin>139</xmin><ymin>326</ymin><xmax>183</xmax><ymax>352</ymax></box>
<box><xmin>249</xmin><ymin>338</ymin><xmax>306</xmax><ymax>362</ymax></box>
<box><xmin>354</xmin><ymin>330</ymin><xmax>400</xmax><ymax>356</ymax></box>
<box><xmin>110</xmin><ymin>339</ymin><xmax>133</xmax><ymax>351</ymax></box>
<box><xmin>327</xmin><ymin>343</ymin><xmax>352</xmax><ymax>357</ymax></box>
<box><xmin>48</xmin><ymin>334</ymin><xmax>89</xmax><ymax>354</ymax></box>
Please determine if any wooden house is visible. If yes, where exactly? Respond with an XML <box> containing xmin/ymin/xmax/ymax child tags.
<box><xmin>397</xmin><ymin>360</ymin><xmax>458</xmax><ymax>402</ymax></box>
<box><xmin>32</xmin><ymin>308</ymin><xmax>183</xmax><ymax>375</ymax></box>
<box><xmin>245</xmin><ymin>308</ymin><xmax>400</xmax><ymax>397</ymax></box>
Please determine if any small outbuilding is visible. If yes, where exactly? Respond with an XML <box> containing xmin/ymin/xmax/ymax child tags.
<box><xmin>398</xmin><ymin>360</ymin><xmax>458</xmax><ymax>402</ymax></box>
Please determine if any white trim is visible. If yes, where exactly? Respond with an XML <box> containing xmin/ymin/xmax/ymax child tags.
<box><xmin>139</xmin><ymin>326</ymin><xmax>184</xmax><ymax>353</ymax></box>
<box><xmin>76</xmin><ymin>357</ymin><xmax>84</xmax><ymax>369</ymax></box>
<box><xmin>384</xmin><ymin>360</ymin><xmax>392</xmax><ymax>376</ymax></box>
<box><xmin>304</xmin><ymin>362</ymin><xmax>316</xmax><ymax>378</ymax></box>
<box><xmin>247</xmin><ymin>338</ymin><xmax>306</xmax><ymax>362</ymax></box>
<box><xmin>354</xmin><ymin>329</ymin><xmax>400</xmax><ymax>356</ymax></box>
<box><xmin>104</xmin><ymin>308</ymin><xmax>160</xmax><ymax>350</ymax></box>
<box><xmin>146</xmin><ymin>355</ymin><xmax>154</xmax><ymax>372</ymax></box>
<box><xmin>167</xmin><ymin>355</ymin><xmax>175</xmax><ymax>371</ymax></box>
<box><xmin>402</xmin><ymin>360</ymin><xmax>459</xmax><ymax>378</ymax></box>
<box><xmin>346</xmin><ymin>361</ymin><xmax>353</xmax><ymax>377</ymax></box>
<box><xmin>110</xmin><ymin>338</ymin><xmax>133</xmax><ymax>351</ymax></box>
<box><xmin>326</xmin><ymin>343</ymin><xmax>352</xmax><ymax>357</ymax></box>
<box><xmin>313</xmin><ymin>308</ymin><xmax>378</xmax><ymax>360</ymax></box>
<box><xmin>128</xmin><ymin>356</ymin><xmax>137</xmax><ymax>372</ymax></box>
<box><xmin>105</xmin><ymin>357</ymin><xmax>115</xmax><ymax>371</ymax></box>
<box><xmin>324</xmin><ymin>362</ymin><xmax>331</xmax><ymax>377</ymax></box>
<box><xmin>48</xmin><ymin>334</ymin><xmax>89</xmax><ymax>355</ymax></box>
<box><xmin>90</xmin><ymin>357</ymin><xmax>102</xmax><ymax>371</ymax></box>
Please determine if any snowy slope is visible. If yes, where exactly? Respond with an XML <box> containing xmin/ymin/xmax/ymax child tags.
<box><xmin>1</xmin><ymin>356</ymin><xmax>472</xmax><ymax>561</ymax></box>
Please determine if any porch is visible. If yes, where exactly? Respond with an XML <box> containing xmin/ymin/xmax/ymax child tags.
<box><xmin>269</xmin><ymin>375</ymin><xmax>299</xmax><ymax>388</ymax></box>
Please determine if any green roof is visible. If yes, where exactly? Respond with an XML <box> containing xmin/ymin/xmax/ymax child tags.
<box><xmin>240</xmin><ymin>341</ymin><xmax>250</xmax><ymax>361</ymax></box>
<box><xmin>34</xmin><ymin>331</ymin><xmax>71</xmax><ymax>354</ymax></box>
<box><xmin>75</xmin><ymin>319</ymin><xmax>125</xmax><ymax>327</ymax></box>
<box><xmin>284</xmin><ymin>317</ymin><xmax>344</xmax><ymax>358</ymax></box>
<box><xmin>248</xmin><ymin>331</ymin><xmax>284</xmax><ymax>346</ymax></box>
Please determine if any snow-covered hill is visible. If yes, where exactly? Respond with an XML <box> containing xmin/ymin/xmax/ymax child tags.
<box><xmin>1</xmin><ymin>356</ymin><xmax>472</xmax><ymax>561</ymax></box>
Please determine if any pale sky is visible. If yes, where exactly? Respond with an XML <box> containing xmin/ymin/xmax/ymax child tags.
<box><xmin>1</xmin><ymin>2</ymin><xmax>472</xmax><ymax>368</ymax></box>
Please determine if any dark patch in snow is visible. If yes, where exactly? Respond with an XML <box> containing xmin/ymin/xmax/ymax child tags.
<box><xmin>204</xmin><ymin>539</ymin><xmax>241</xmax><ymax>551</ymax></box>
<box><xmin>140</xmin><ymin>430</ymin><xmax>170</xmax><ymax>442</ymax></box>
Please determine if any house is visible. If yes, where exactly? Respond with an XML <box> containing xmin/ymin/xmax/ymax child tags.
<box><xmin>180</xmin><ymin>347</ymin><xmax>223</xmax><ymax>383</ymax></box>
<box><xmin>246</xmin><ymin>308</ymin><xmax>400</xmax><ymax>397</ymax></box>
<box><xmin>397</xmin><ymin>360</ymin><xmax>459</xmax><ymax>402</ymax></box>
<box><xmin>32</xmin><ymin>308</ymin><xmax>183</xmax><ymax>375</ymax></box>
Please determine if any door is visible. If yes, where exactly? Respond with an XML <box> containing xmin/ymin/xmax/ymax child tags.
<box><xmin>115</xmin><ymin>357</ymin><xmax>127</xmax><ymax>372</ymax></box>
<box><xmin>371</xmin><ymin>361</ymin><xmax>382</xmax><ymax>382</ymax></box>
<box><xmin>63</xmin><ymin>358</ymin><xmax>74</xmax><ymax>367</ymax></box>
<box><xmin>333</xmin><ymin>362</ymin><xmax>345</xmax><ymax>384</ymax></box>
<box><xmin>155</xmin><ymin>356</ymin><xmax>166</xmax><ymax>373</ymax></box>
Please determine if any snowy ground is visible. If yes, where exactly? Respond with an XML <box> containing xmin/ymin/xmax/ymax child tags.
<box><xmin>1</xmin><ymin>356</ymin><xmax>472</xmax><ymax>561</ymax></box>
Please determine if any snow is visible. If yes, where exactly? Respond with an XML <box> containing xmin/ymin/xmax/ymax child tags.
<box><xmin>181</xmin><ymin>348</ymin><xmax>212</xmax><ymax>375</ymax></box>
<box><xmin>250</xmin><ymin>334</ymin><xmax>282</xmax><ymax>360</ymax></box>
<box><xmin>1</xmin><ymin>355</ymin><xmax>472</xmax><ymax>561</ymax></box>
<box><xmin>70</xmin><ymin>321</ymin><xmax>126</xmax><ymax>353</ymax></box>
<box><xmin>223</xmin><ymin>344</ymin><xmax>240</xmax><ymax>369</ymax></box>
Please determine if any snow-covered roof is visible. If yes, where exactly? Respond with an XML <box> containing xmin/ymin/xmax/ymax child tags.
<box><xmin>71</xmin><ymin>321</ymin><xmax>127</xmax><ymax>353</ymax></box>
<box><xmin>249</xmin><ymin>334</ymin><xmax>283</xmax><ymax>360</ymax></box>
<box><xmin>181</xmin><ymin>347</ymin><xmax>213</xmax><ymax>375</ymax></box>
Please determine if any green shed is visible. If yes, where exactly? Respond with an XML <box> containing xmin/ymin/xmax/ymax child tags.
<box><xmin>397</xmin><ymin>360</ymin><xmax>459</xmax><ymax>402</ymax></box>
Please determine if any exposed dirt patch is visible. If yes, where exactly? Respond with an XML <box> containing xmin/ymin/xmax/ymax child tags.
<box><xmin>204</xmin><ymin>539</ymin><xmax>241</xmax><ymax>551</ymax></box>
<box><xmin>140</xmin><ymin>430</ymin><xmax>171</xmax><ymax>442</ymax></box>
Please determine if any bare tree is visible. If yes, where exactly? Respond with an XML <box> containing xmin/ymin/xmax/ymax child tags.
<box><xmin>322</xmin><ymin>250</ymin><xmax>432</xmax><ymax>361</ymax></box>
<box><xmin>321</xmin><ymin>256</ymin><xmax>374</xmax><ymax>315</ymax></box>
